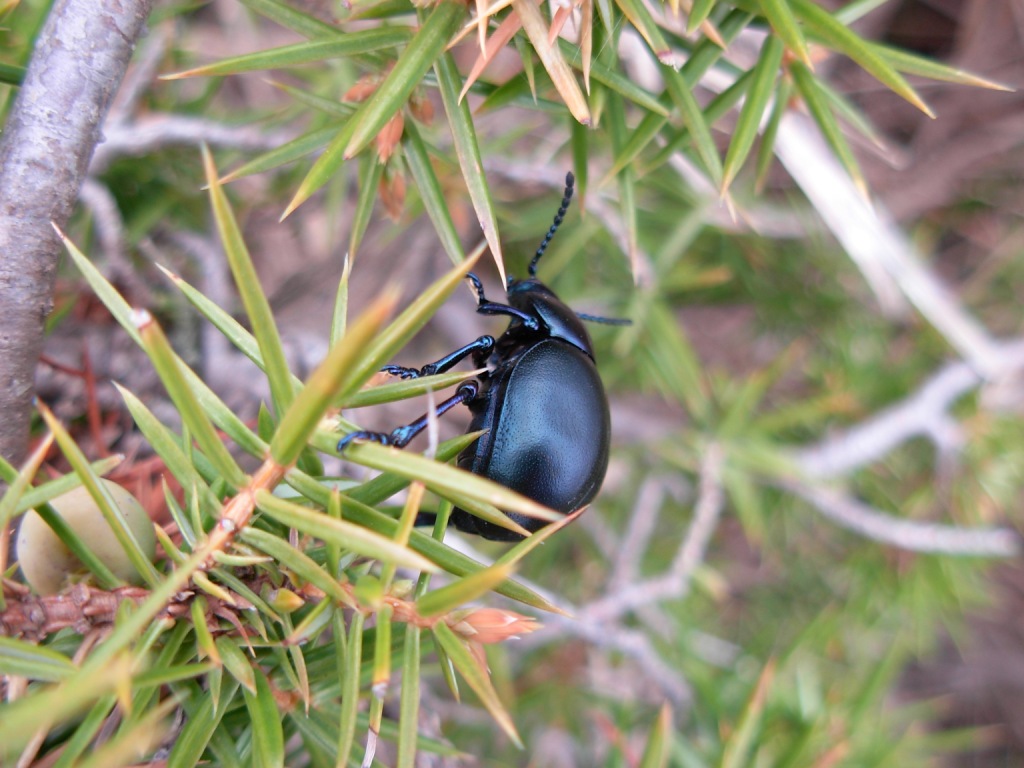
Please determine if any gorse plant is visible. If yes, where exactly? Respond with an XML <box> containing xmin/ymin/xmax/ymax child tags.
<box><xmin>1</xmin><ymin>0</ymin><xmax>1020</xmax><ymax>765</ymax></box>
<box><xmin>1</xmin><ymin>150</ymin><xmax>571</xmax><ymax>765</ymax></box>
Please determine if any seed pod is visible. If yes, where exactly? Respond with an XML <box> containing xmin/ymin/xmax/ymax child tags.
<box><xmin>16</xmin><ymin>479</ymin><xmax>157</xmax><ymax>595</ymax></box>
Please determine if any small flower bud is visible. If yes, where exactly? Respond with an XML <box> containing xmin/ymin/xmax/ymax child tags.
<box><xmin>263</xmin><ymin>586</ymin><xmax>306</xmax><ymax>614</ymax></box>
<box><xmin>452</xmin><ymin>608</ymin><xmax>541</xmax><ymax>644</ymax></box>
<box><xmin>375</xmin><ymin>112</ymin><xmax>405</xmax><ymax>163</ymax></box>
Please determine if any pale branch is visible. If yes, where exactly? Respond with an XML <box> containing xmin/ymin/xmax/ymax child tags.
<box><xmin>635</xmin><ymin>25</ymin><xmax>1009</xmax><ymax>376</ymax></box>
<box><xmin>164</xmin><ymin>231</ymin><xmax>236</xmax><ymax>380</ymax></box>
<box><xmin>448</xmin><ymin>534</ymin><xmax>697</xmax><ymax>704</ymax></box>
<box><xmin>0</xmin><ymin>0</ymin><xmax>155</xmax><ymax>467</ymax></box>
<box><xmin>775</xmin><ymin>113</ymin><xmax>1005</xmax><ymax>376</ymax></box>
<box><xmin>89</xmin><ymin>114</ymin><xmax>296</xmax><ymax>174</ymax></box>
<box><xmin>781</xmin><ymin>480</ymin><xmax>1022</xmax><ymax>557</ymax></box>
<box><xmin>608</xmin><ymin>477</ymin><xmax>670</xmax><ymax>586</ymax></box>
<box><xmin>786</xmin><ymin>344</ymin><xmax>1024</xmax><ymax>557</ymax></box>
<box><xmin>580</xmin><ymin>445</ymin><xmax>725</xmax><ymax>624</ymax></box>
<box><xmin>507</xmin><ymin>448</ymin><xmax>727</xmax><ymax>707</ymax></box>
<box><xmin>78</xmin><ymin>180</ymin><xmax>130</xmax><ymax>277</ymax></box>
<box><xmin>79</xmin><ymin>178</ymin><xmax>159</xmax><ymax>310</ymax></box>
<box><xmin>107</xmin><ymin>26</ymin><xmax>171</xmax><ymax>128</ymax></box>
<box><xmin>556</xmin><ymin>620</ymin><xmax>693</xmax><ymax>706</ymax></box>
<box><xmin>794</xmin><ymin>340</ymin><xmax>1024</xmax><ymax>479</ymax></box>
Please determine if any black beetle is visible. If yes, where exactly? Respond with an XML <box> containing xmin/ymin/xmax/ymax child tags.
<box><xmin>338</xmin><ymin>172</ymin><xmax>622</xmax><ymax>540</ymax></box>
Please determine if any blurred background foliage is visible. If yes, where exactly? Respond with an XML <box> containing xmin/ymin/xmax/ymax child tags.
<box><xmin>1</xmin><ymin>0</ymin><xmax>1023</xmax><ymax>765</ymax></box>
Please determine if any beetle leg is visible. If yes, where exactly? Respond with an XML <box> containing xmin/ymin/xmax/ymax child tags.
<box><xmin>476</xmin><ymin>302</ymin><xmax>539</xmax><ymax>330</ymax></box>
<box><xmin>337</xmin><ymin>382</ymin><xmax>480</xmax><ymax>452</ymax></box>
<box><xmin>381</xmin><ymin>336</ymin><xmax>495</xmax><ymax>379</ymax></box>
<box><xmin>466</xmin><ymin>273</ymin><xmax>540</xmax><ymax>331</ymax></box>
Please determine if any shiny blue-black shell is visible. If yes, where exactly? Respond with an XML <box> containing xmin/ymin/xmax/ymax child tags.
<box><xmin>449</xmin><ymin>278</ymin><xmax>611</xmax><ymax>541</ymax></box>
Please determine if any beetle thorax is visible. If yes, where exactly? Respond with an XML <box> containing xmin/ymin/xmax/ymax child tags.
<box><xmin>506</xmin><ymin>278</ymin><xmax>595</xmax><ymax>358</ymax></box>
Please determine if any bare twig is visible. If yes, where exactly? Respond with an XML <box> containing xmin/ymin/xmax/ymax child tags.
<box><xmin>795</xmin><ymin>340</ymin><xmax>1024</xmax><ymax>479</ymax></box>
<box><xmin>505</xmin><ymin>447</ymin><xmax>728</xmax><ymax>707</ymax></box>
<box><xmin>782</xmin><ymin>480</ymin><xmax>1021</xmax><ymax>557</ymax></box>
<box><xmin>581</xmin><ymin>444</ymin><xmax>725</xmax><ymax>624</ymax></box>
<box><xmin>608</xmin><ymin>478</ymin><xmax>667</xmax><ymax>585</ymax></box>
<box><xmin>0</xmin><ymin>0</ymin><xmax>155</xmax><ymax>467</ymax></box>
<box><xmin>78</xmin><ymin>180</ymin><xmax>128</xmax><ymax>269</ymax></box>
<box><xmin>558</xmin><ymin>621</ymin><xmax>693</xmax><ymax>706</ymax></box>
<box><xmin>90</xmin><ymin>115</ymin><xmax>296</xmax><ymax>173</ymax></box>
<box><xmin>775</xmin><ymin>113</ymin><xmax>1007</xmax><ymax>376</ymax></box>
<box><xmin>165</xmin><ymin>231</ymin><xmax>236</xmax><ymax>380</ymax></box>
<box><xmin>107</xmin><ymin>26</ymin><xmax>171</xmax><ymax>127</ymax></box>
<box><xmin>77</xmin><ymin>179</ymin><xmax>157</xmax><ymax>308</ymax></box>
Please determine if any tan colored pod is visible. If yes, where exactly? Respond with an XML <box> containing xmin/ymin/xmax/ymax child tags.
<box><xmin>16</xmin><ymin>479</ymin><xmax>157</xmax><ymax>595</ymax></box>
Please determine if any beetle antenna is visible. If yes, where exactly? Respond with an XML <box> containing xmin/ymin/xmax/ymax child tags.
<box><xmin>529</xmin><ymin>171</ymin><xmax>575</xmax><ymax>277</ymax></box>
<box><xmin>577</xmin><ymin>312</ymin><xmax>632</xmax><ymax>326</ymax></box>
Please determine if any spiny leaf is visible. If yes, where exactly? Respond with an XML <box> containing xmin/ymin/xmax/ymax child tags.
<box><xmin>349</xmin><ymin>153</ymin><xmax>385</xmax><ymax>259</ymax></box>
<box><xmin>0</xmin><ymin>433</ymin><xmax>55</xmax><ymax>592</ymax></box>
<box><xmin>459</xmin><ymin>11</ymin><xmax>522</xmax><ymax>102</ymax></box>
<box><xmin>433</xmin><ymin>621</ymin><xmax>522</xmax><ymax>746</ymax></box>
<box><xmin>396</xmin><ymin>625</ymin><xmax>422</xmax><ymax>768</ymax></box>
<box><xmin>434</xmin><ymin>52</ymin><xmax>506</xmax><ymax>281</ymax></box>
<box><xmin>790</xmin><ymin>0</ymin><xmax>934</xmax><ymax>117</ymax></box>
<box><xmin>758</xmin><ymin>0</ymin><xmax>812</xmax><ymax>68</ymax></box>
<box><xmin>281</xmin><ymin>112</ymin><xmax>358</xmax><ymax>219</ymax></box>
<box><xmin>161</xmin><ymin>28</ymin><xmax>411</xmax><ymax>79</ymax></box>
<box><xmin>57</xmin><ymin>226</ymin><xmax>267</xmax><ymax>457</ymax></box>
<box><xmin>155</xmin><ymin>265</ymin><xmax>301</xmax><ymax>391</ymax></box>
<box><xmin>343</xmin><ymin>371</ymin><xmax>481</xmax><ymax>409</ymax></box>
<box><xmin>344</xmin><ymin>2</ymin><xmax>467</xmax><ymax>159</ymax></box>
<box><xmin>790</xmin><ymin>60</ymin><xmax>868</xmax><ymax>198</ymax></box>
<box><xmin>38</xmin><ymin>404</ymin><xmax>161</xmax><ymax>587</ymax></box>
<box><xmin>253</xmin><ymin>490</ymin><xmax>440</xmax><ymax>572</ymax></box>
<box><xmin>513</xmin><ymin>0</ymin><xmax>591</xmax><ymax>125</ymax></box>
<box><xmin>166</xmin><ymin>679</ymin><xmax>241</xmax><ymax>768</ymax></box>
<box><xmin>416</xmin><ymin>563</ymin><xmax>515</xmax><ymax>617</ymax></box>
<box><xmin>243</xmin><ymin>669</ymin><xmax>285</xmax><ymax>768</ymax></box>
<box><xmin>869</xmin><ymin>40</ymin><xmax>1013</xmax><ymax>91</ymax></box>
<box><xmin>402</xmin><ymin>120</ymin><xmax>468</xmax><ymax>269</ymax></box>
<box><xmin>663</xmin><ymin>64</ymin><xmax>723</xmax><ymax>186</ymax></box>
<box><xmin>270</xmin><ymin>291</ymin><xmax>396</xmax><ymax>466</ymax></box>
<box><xmin>687</xmin><ymin>0</ymin><xmax>717</xmax><ymax>35</ymax></box>
<box><xmin>638</xmin><ymin>703</ymin><xmax>673</xmax><ymax>768</ymax></box>
<box><xmin>336</xmin><ymin>611</ymin><xmax>364</xmax><ymax>766</ymax></box>
<box><xmin>239</xmin><ymin>526</ymin><xmax>349</xmax><ymax>604</ymax></box>
<box><xmin>238</xmin><ymin>0</ymin><xmax>341</xmax><ymax>38</ymax></box>
<box><xmin>203</xmin><ymin>146</ymin><xmax>295</xmax><ymax>420</ymax></box>
<box><xmin>340</xmin><ymin>441</ymin><xmax>560</xmax><ymax>530</ymax></box>
<box><xmin>134</xmin><ymin>311</ymin><xmax>248</xmax><ymax>488</ymax></box>
<box><xmin>722</xmin><ymin>35</ymin><xmax>784</xmax><ymax>193</ymax></box>
<box><xmin>559</xmin><ymin>38</ymin><xmax>669</xmax><ymax>116</ymax></box>
<box><xmin>285</xmin><ymin>467</ymin><xmax>562</xmax><ymax>611</ymax></box>
<box><xmin>337</xmin><ymin>249</ymin><xmax>483</xmax><ymax>398</ymax></box>
<box><xmin>220</xmin><ymin>124</ymin><xmax>340</xmax><ymax>184</ymax></box>
<box><xmin>755</xmin><ymin>77</ymin><xmax>792</xmax><ymax>191</ymax></box>
<box><xmin>0</xmin><ymin>637</ymin><xmax>77</xmax><ymax>682</ymax></box>
<box><xmin>614</xmin><ymin>0</ymin><xmax>673</xmax><ymax>63</ymax></box>
<box><xmin>719</xmin><ymin>659</ymin><xmax>777</xmax><ymax>768</ymax></box>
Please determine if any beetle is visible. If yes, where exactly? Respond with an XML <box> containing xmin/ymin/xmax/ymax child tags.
<box><xmin>338</xmin><ymin>172</ymin><xmax>624</xmax><ymax>540</ymax></box>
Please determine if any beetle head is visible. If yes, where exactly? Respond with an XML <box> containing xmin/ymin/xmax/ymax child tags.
<box><xmin>506</xmin><ymin>277</ymin><xmax>595</xmax><ymax>358</ymax></box>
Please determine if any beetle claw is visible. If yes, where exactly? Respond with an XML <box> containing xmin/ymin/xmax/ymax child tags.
<box><xmin>382</xmin><ymin>365</ymin><xmax>420</xmax><ymax>379</ymax></box>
